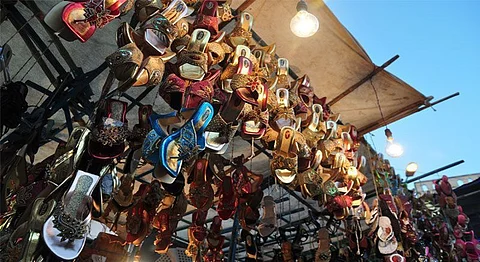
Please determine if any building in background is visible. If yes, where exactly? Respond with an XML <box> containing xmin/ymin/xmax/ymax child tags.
<box><xmin>414</xmin><ymin>173</ymin><xmax>480</xmax><ymax>194</ymax></box>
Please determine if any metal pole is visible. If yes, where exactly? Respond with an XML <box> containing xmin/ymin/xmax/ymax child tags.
<box><xmin>228</xmin><ymin>211</ymin><xmax>240</xmax><ymax>262</ymax></box>
<box><xmin>405</xmin><ymin>160</ymin><xmax>465</xmax><ymax>184</ymax></box>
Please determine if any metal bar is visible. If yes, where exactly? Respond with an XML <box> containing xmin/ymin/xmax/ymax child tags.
<box><xmin>405</xmin><ymin>160</ymin><xmax>465</xmax><ymax>184</ymax></box>
<box><xmin>63</xmin><ymin>106</ymin><xmax>73</xmax><ymax>134</ymax></box>
<box><xmin>126</xmin><ymin>85</ymin><xmax>157</xmax><ymax>112</ymax></box>
<box><xmin>328</xmin><ymin>55</ymin><xmax>399</xmax><ymax>106</ymax></box>
<box><xmin>21</xmin><ymin>0</ymin><xmax>79</xmax><ymax>71</ymax></box>
<box><xmin>122</xmin><ymin>93</ymin><xmax>145</xmax><ymax>108</ymax></box>
<box><xmin>25</xmin><ymin>80</ymin><xmax>53</xmax><ymax>95</ymax></box>
<box><xmin>7</xmin><ymin>5</ymin><xmax>67</xmax><ymax>75</ymax></box>
<box><xmin>227</xmin><ymin>211</ymin><xmax>240</xmax><ymax>262</ymax></box>
<box><xmin>6</xmin><ymin>9</ymin><xmax>57</xmax><ymax>85</ymax></box>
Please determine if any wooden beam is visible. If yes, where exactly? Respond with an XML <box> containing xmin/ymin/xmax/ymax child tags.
<box><xmin>236</xmin><ymin>0</ymin><xmax>257</xmax><ymax>13</ymax></box>
<box><xmin>328</xmin><ymin>55</ymin><xmax>400</xmax><ymax>106</ymax></box>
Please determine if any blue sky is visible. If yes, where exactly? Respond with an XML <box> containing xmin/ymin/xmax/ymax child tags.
<box><xmin>326</xmin><ymin>0</ymin><xmax>480</xmax><ymax>182</ymax></box>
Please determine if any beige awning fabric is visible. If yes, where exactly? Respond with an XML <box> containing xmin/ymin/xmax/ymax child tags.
<box><xmin>231</xmin><ymin>0</ymin><xmax>428</xmax><ymax>134</ymax></box>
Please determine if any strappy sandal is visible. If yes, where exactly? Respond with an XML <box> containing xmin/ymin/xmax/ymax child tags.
<box><xmin>194</xmin><ymin>0</ymin><xmax>220</xmax><ymax>37</ymax></box>
<box><xmin>183</xmin><ymin>69</ymin><xmax>220</xmax><ymax>109</ymax></box>
<box><xmin>177</xmin><ymin>28</ymin><xmax>210</xmax><ymax>80</ymax></box>
<box><xmin>89</xmin><ymin>99</ymin><xmax>128</xmax><ymax>160</ymax></box>
<box><xmin>217</xmin><ymin>175</ymin><xmax>237</xmax><ymax>220</ymax></box>
<box><xmin>157</xmin><ymin>102</ymin><xmax>214</xmax><ymax>179</ymax></box>
<box><xmin>271</xmin><ymin>126</ymin><xmax>297</xmax><ymax>184</ymax></box>
<box><xmin>228</xmin><ymin>12</ymin><xmax>253</xmax><ymax>47</ymax></box>
<box><xmin>257</xmin><ymin>195</ymin><xmax>277</xmax><ymax>237</ymax></box>
<box><xmin>187</xmin><ymin>159</ymin><xmax>214</xmax><ymax>211</ymax></box>
<box><xmin>43</xmin><ymin>171</ymin><xmax>100</xmax><ymax>260</ymax></box>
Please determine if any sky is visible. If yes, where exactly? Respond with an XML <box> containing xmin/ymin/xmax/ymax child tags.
<box><xmin>325</xmin><ymin>0</ymin><xmax>480</xmax><ymax>183</ymax></box>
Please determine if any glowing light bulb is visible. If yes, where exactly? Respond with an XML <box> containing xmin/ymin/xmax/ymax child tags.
<box><xmin>385</xmin><ymin>140</ymin><xmax>404</xmax><ymax>158</ymax></box>
<box><xmin>405</xmin><ymin>162</ymin><xmax>418</xmax><ymax>177</ymax></box>
<box><xmin>290</xmin><ymin>1</ymin><xmax>319</xmax><ymax>38</ymax></box>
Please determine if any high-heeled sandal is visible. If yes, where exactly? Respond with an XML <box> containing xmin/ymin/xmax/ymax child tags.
<box><xmin>43</xmin><ymin>171</ymin><xmax>100</xmax><ymax>260</ymax></box>
<box><xmin>228</xmin><ymin>12</ymin><xmax>253</xmax><ymax>47</ymax></box>
<box><xmin>271</xmin><ymin>126</ymin><xmax>297</xmax><ymax>184</ymax></box>
<box><xmin>187</xmin><ymin>159</ymin><xmax>214</xmax><ymax>211</ymax></box>
<box><xmin>177</xmin><ymin>28</ymin><xmax>211</xmax><ymax>80</ymax></box>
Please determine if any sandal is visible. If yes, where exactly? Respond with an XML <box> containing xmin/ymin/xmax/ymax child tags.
<box><xmin>240</xmin><ymin>104</ymin><xmax>269</xmax><ymax>139</ymax></box>
<box><xmin>142</xmin><ymin>111</ymin><xmax>182</xmax><ymax>164</ymax></box>
<box><xmin>270</xmin><ymin>88</ymin><xmax>297</xmax><ymax>131</ymax></box>
<box><xmin>204</xmin><ymin>216</ymin><xmax>225</xmax><ymax>262</ymax></box>
<box><xmin>271</xmin><ymin>126</ymin><xmax>297</xmax><ymax>184</ymax></box>
<box><xmin>158</xmin><ymin>73</ymin><xmax>188</xmax><ymax>111</ymax></box>
<box><xmin>228</xmin><ymin>11</ymin><xmax>253</xmax><ymax>47</ymax></box>
<box><xmin>204</xmin><ymin>114</ymin><xmax>237</xmax><ymax>152</ymax></box>
<box><xmin>252</xmin><ymin>44</ymin><xmax>276</xmax><ymax>77</ymax></box>
<box><xmin>219</xmin><ymin>56</ymin><xmax>253</xmax><ymax>123</ymax></box>
<box><xmin>89</xmin><ymin>99</ymin><xmax>128</xmax><ymax>160</ymax></box>
<box><xmin>217</xmin><ymin>175</ymin><xmax>238</xmax><ymax>220</ymax></box>
<box><xmin>183</xmin><ymin>69</ymin><xmax>221</xmax><ymax>109</ymax></box>
<box><xmin>158</xmin><ymin>101</ymin><xmax>214</xmax><ymax>178</ymax></box>
<box><xmin>187</xmin><ymin>159</ymin><xmax>214</xmax><ymax>211</ymax></box>
<box><xmin>43</xmin><ymin>170</ymin><xmax>100</xmax><ymax>260</ymax></box>
<box><xmin>194</xmin><ymin>0</ymin><xmax>220</xmax><ymax>37</ymax></box>
<box><xmin>177</xmin><ymin>28</ymin><xmax>211</xmax><ymax>80</ymax></box>
<box><xmin>190</xmin><ymin>209</ymin><xmax>208</xmax><ymax>242</ymax></box>
<box><xmin>134</xmin><ymin>0</ymin><xmax>162</xmax><ymax>23</ymax></box>
<box><xmin>220</xmin><ymin>44</ymin><xmax>251</xmax><ymax>80</ymax></box>
<box><xmin>106</xmin><ymin>43</ymin><xmax>144</xmax><ymax>92</ymax></box>
<box><xmin>257</xmin><ymin>195</ymin><xmax>277</xmax><ymax>237</ymax></box>
<box><xmin>302</xmin><ymin>104</ymin><xmax>326</xmax><ymax>147</ymax></box>
<box><xmin>1</xmin><ymin>145</ymin><xmax>28</xmax><ymax>212</ymax></box>
<box><xmin>132</xmin><ymin>55</ymin><xmax>165</xmax><ymax>87</ymax></box>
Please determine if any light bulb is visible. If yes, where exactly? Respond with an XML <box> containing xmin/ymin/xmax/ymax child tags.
<box><xmin>290</xmin><ymin>1</ymin><xmax>319</xmax><ymax>38</ymax></box>
<box><xmin>385</xmin><ymin>140</ymin><xmax>404</xmax><ymax>158</ymax></box>
<box><xmin>405</xmin><ymin>162</ymin><xmax>418</xmax><ymax>177</ymax></box>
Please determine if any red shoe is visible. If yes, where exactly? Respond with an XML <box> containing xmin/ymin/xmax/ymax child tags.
<box><xmin>217</xmin><ymin>176</ymin><xmax>237</xmax><ymax>220</ymax></box>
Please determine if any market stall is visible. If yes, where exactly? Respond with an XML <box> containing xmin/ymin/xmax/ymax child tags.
<box><xmin>0</xmin><ymin>0</ymin><xmax>477</xmax><ymax>261</ymax></box>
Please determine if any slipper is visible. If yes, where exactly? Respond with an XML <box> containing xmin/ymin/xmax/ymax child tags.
<box><xmin>178</xmin><ymin>28</ymin><xmax>211</xmax><ymax>80</ymax></box>
<box><xmin>228</xmin><ymin>11</ymin><xmax>253</xmax><ymax>47</ymax></box>
<box><xmin>132</xmin><ymin>55</ymin><xmax>165</xmax><ymax>87</ymax></box>
<box><xmin>252</xmin><ymin>44</ymin><xmax>276</xmax><ymax>76</ymax></box>
<box><xmin>271</xmin><ymin>88</ymin><xmax>297</xmax><ymax>131</ymax></box>
<box><xmin>158</xmin><ymin>73</ymin><xmax>188</xmax><ymax>111</ymax></box>
<box><xmin>140</xmin><ymin>14</ymin><xmax>179</xmax><ymax>56</ymax></box>
<box><xmin>315</xmin><ymin>228</ymin><xmax>331</xmax><ymax>262</ymax></box>
<box><xmin>240</xmin><ymin>104</ymin><xmax>269</xmax><ymax>139</ymax></box>
<box><xmin>271</xmin><ymin>126</ymin><xmax>297</xmax><ymax>184</ymax></box>
<box><xmin>257</xmin><ymin>196</ymin><xmax>277</xmax><ymax>237</ymax></box>
<box><xmin>190</xmin><ymin>209</ymin><xmax>208</xmax><ymax>242</ymax></box>
<box><xmin>43</xmin><ymin>170</ymin><xmax>100</xmax><ymax>260</ymax></box>
<box><xmin>158</xmin><ymin>101</ymin><xmax>214</xmax><ymax>179</ymax></box>
<box><xmin>217</xmin><ymin>175</ymin><xmax>238</xmax><ymax>220</ymax></box>
<box><xmin>183</xmin><ymin>69</ymin><xmax>220</xmax><ymax>109</ymax></box>
<box><xmin>134</xmin><ymin>0</ymin><xmax>162</xmax><ymax>23</ymax></box>
<box><xmin>204</xmin><ymin>215</ymin><xmax>225</xmax><ymax>262</ymax></box>
<box><xmin>204</xmin><ymin>114</ymin><xmax>236</xmax><ymax>152</ymax></box>
<box><xmin>220</xmin><ymin>45</ymin><xmax>251</xmax><ymax>80</ymax></box>
<box><xmin>142</xmin><ymin>111</ymin><xmax>182</xmax><ymax>164</ymax></box>
<box><xmin>187</xmin><ymin>159</ymin><xmax>214</xmax><ymax>211</ymax></box>
<box><xmin>89</xmin><ymin>99</ymin><xmax>128</xmax><ymax>160</ymax></box>
<box><xmin>194</xmin><ymin>0</ymin><xmax>220</xmax><ymax>37</ymax></box>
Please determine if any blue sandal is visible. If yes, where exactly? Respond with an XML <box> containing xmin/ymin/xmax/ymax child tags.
<box><xmin>158</xmin><ymin>102</ymin><xmax>214</xmax><ymax>179</ymax></box>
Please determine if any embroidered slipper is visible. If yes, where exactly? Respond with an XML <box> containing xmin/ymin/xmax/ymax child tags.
<box><xmin>228</xmin><ymin>12</ymin><xmax>253</xmax><ymax>47</ymax></box>
<box><xmin>142</xmin><ymin>111</ymin><xmax>182</xmax><ymax>164</ymax></box>
<box><xmin>43</xmin><ymin>170</ymin><xmax>100</xmax><ymax>260</ymax></box>
<box><xmin>178</xmin><ymin>28</ymin><xmax>211</xmax><ymax>80</ymax></box>
<box><xmin>217</xmin><ymin>175</ymin><xmax>238</xmax><ymax>220</ymax></box>
<box><xmin>89</xmin><ymin>99</ymin><xmax>128</xmax><ymax>160</ymax></box>
<box><xmin>134</xmin><ymin>0</ymin><xmax>162</xmax><ymax>24</ymax></box>
<box><xmin>183</xmin><ymin>69</ymin><xmax>220</xmax><ymax>109</ymax></box>
<box><xmin>271</xmin><ymin>126</ymin><xmax>297</xmax><ymax>184</ymax></box>
<box><xmin>132</xmin><ymin>55</ymin><xmax>165</xmax><ymax>87</ymax></box>
<box><xmin>187</xmin><ymin>159</ymin><xmax>214</xmax><ymax>211</ymax></box>
<box><xmin>204</xmin><ymin>114</ymin><xmax>236</xmax><ymax>152</ymax></box>
<box><xmin>158</xmin><ymin>101</ymin><xmax>214</xmax><ymax>179</ymax></box>
<box><xmin>194</xmin><ymin>0</ymin><xmax>220</xmax><ymax>37</ymax></box>
<box><xmin>140</xmin><ymin>14</ymin><xmax>179</xmax><ymax>56</ymax></box>
<box><xmin>220</xmin><ymin>44</ymin><xmax>251</xmax><ymax>80</ymax></box>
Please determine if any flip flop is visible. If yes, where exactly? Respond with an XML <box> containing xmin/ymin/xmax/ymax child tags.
<box><xmin>43</xmin><ymin>170</ymin><xmax>100</xmax><ymax>260</ymax></box>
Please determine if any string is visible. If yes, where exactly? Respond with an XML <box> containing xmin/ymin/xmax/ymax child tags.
<box><xmin>369</xmin><ymin>77</ymin><xmax>388</xmax><ymax>129</ymax></box>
